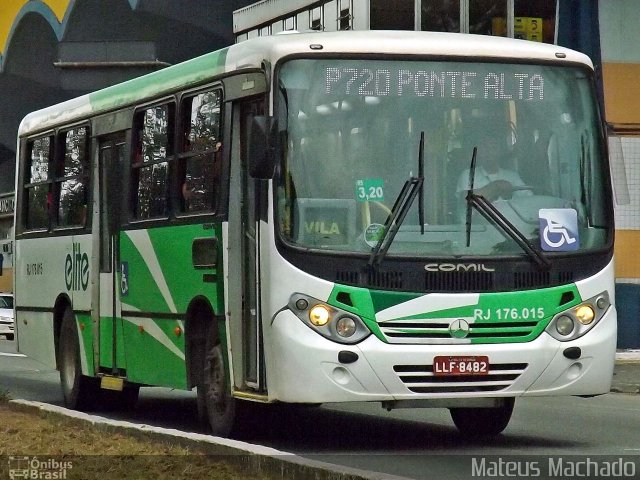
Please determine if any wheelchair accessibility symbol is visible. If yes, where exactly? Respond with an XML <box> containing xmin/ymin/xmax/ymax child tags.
<box><xmin>543</xmin><ymin>220</ymin><xmax>576</xmax><ymax>248</ymax></box>
<box><xmin>539</xmin><ymin>209</ymin><xmax>579</xmax><ymax>252</ymax></box>
<box><xmin>121</xmin><ymin>262</ymin><xmax>129</xmax><ymax>296</ymax></box>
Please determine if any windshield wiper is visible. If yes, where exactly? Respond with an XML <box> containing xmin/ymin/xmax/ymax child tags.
<box><xmin>368</xmin><ymin>133</ymin><xmax>425</xmax><ymax>269</ymax></box>
<box><xmin>368</xmin><ymin>177</ymin><xmax>423</xmax><ymax>269</ymax></box>
<box><xmin>465</xmin><ymin>146</ymin><xmax>478</xmax><ymax>247</ymax></box>
<box><xmin>579</xmin><ymin>133</ymin><xmax>594</xmax><ymax>224</ymax></box>
<box><xmin>464</xmin><ymin>147</ymin><xmax>550</xmax><ymax>270</ymax></box>
<box><xmin>418</xmin><ymin>132</ymin><xmax>425</xmax><ymax>235</ymax></box>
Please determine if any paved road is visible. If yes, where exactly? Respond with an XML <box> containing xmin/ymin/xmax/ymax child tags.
<box><xmin>2</xmin><ymin>339</ymin><xmax>639</xmax><ymax>480</ymax></box>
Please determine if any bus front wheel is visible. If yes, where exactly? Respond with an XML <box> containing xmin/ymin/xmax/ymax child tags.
<box><xmin>59</xmin><ymin>307</ymin><xmax>99</xmax><ymax>411</ymax></box>
<box><xmin>449</xmin><ymin>398</ymin><xmax>515</xmax><ymax>436</ymax></box>
<box><xmin>202</xmin><ymin>341</ymin><xmax>239</xmax><ymax>436</ymax></box>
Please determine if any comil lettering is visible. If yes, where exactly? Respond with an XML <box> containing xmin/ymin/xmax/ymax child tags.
<box><xmin>425</xmin><ymin>263</ymin><xmax>495</xmax><ymax>272</ymax></box>
<box><xmin>65</xmin><ymin>242</ymin><xmax>89</xmax><ymax>292</ymax></box>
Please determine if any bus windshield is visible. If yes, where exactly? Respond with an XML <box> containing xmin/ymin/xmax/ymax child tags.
<box><xmin>276</xmin><ymin>58</ymin><xmax>610</xmax><ymax>258</ymax></box>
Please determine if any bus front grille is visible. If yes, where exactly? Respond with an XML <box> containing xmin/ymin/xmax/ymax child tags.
<box><xmin>393</xmin><ymin>363</ymin><xmax>528</xmax><ymax>393</ymax></box>
<box><xmin>335</xmin><ymin>270</ymin><xmax>575</xmax><ymax>293</ymax></box>
<box><xmin>425</xmin><ymin>271</ymin><xmax>494</xmax><ymax>292</ymax></box>
<box><xmin>424</xmin><ymin>271</ymin><xmax>576</xmax><ymax>292</ymax></box>
<box><xmin>378</xmin><ymin>319</ymin><xmax>542</xmax><ymax>344</ymax></box>
<box><xmin>336</xmin><ymin>270</ymin><xmax>404</xmax><ymax>289</ymax></box>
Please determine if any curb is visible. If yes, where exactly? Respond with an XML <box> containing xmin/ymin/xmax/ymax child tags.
<box><xmin>612</xmin><ymin>352</ymin><xmax>640</xmax><ymax>394</ymax></box>
<box><xmin>616</xmin><ymin>352</ymin><xmax>640</xmax><ymax>363</ymax></box>
<box><xmin>8</xmin><ymin>400</ymin><xmax>408</xmax><ymax>480</ymax></box>
<box><xmin>610</xmin><ymin>385</ymin><xmax>640</xmax><ymax>394</ymax></box>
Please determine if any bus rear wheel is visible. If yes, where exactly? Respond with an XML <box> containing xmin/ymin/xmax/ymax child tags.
<box><xmin>449</xmin><ymin>398</ymin><xmax>515</xmax><ymax>437</ymax></box>
<box><xmin>59</xmin><ymin>307</ymin><xmax>99</xmax><ymax>411</ymax></box>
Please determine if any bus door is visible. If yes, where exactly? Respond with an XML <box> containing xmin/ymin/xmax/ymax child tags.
<box><xmin>97</xmin><ymin>134</ymin><xmax>126</xmax><ymax>375</ymax></box>
<box><xmin>238</xmin><ymin>100</ymin><xmax>265</xmax><ymax>390</ymax></box>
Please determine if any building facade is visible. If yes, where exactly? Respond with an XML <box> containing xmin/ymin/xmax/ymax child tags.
<box><xmin>0</xmin><ymin>192</ymin><xmax>13</xmax><ymax>292</ymax></box>
<box><xmin>599</xmin><ymin>1</ymin><xmax>640</xmax><ymax>348</ymax></box>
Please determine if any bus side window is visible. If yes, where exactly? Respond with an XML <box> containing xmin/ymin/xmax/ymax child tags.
<box><xmin>131</xmin><ymin>104</ymin><xmax>174</xmax><ymax>220</ymax></box>
<box><xmin>24</xmin><ymin>136</ymin><xmax>52</xmax><ymax>230</ymax></box>
<box><xmin>56</xmin><ymin>127</ymin><xmax>89</xmax><ymax>227</ymax></box>
<box><xmin>179</xmin><ymin>90</ymin><xmax>222</xmax><ymax>213</ymax></box>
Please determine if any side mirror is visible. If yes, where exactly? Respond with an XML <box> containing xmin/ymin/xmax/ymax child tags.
<box><xmin>247</xmin><ymin>116</ymin><xmax>277</xmax><ymax>179</ymax></box>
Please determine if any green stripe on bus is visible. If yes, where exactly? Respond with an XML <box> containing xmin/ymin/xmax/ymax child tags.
<box><xmin>330</xmin><ymin>283</ymin><xmax>581</xmax><ymax>344</ymax></box>
<box><xmin>119</xmin><ymin>224</ymin><xmax>221</xmax><ymax>313</ymax></box>
<box><xmin>121</xmin><ymin>318</ymin><xmax>187</xmax><ymax>389</ymax></box>
<box><xmin>89</xmin><ymin>48</ymin><xmax>229</xmax><ymax>112</ymax></box>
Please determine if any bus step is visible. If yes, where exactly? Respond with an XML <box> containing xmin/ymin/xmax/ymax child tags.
<box><xmin>100</xmin><ymin>376</ymin><xmax>124</xmax><ymax>391</ymax></box>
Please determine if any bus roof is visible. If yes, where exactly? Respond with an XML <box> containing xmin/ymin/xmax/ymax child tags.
<box><xmin>19</xmin><ymin>30</ymin><xmax>592</xmax><ymax>137</ymax></box>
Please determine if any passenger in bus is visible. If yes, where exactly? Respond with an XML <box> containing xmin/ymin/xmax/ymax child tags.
<box><xmin>181</xmin><ymin>141</ymin><xmax>222</xmax><ymax>211</ymax></box>
<box><xmin>456</xmin><ymin>134</ymin><xmax>532</xmax><ymax>201</ymax></box>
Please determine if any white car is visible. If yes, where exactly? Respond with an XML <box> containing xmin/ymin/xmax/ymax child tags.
<box><xmin>0</xmin><ymin>293</ymin><xmax>14</xmax><ymax>340</ymax></box>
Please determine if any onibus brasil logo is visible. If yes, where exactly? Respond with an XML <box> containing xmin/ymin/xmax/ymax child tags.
<box><xmin>8</xmin><ymin>456</ymin><xmax>72</xmax><ymax>480</ymax></box>
<box><xmin>65</xmin><ymin>242</ymin><xmax>89</xmax><ymax>292</ymax></box>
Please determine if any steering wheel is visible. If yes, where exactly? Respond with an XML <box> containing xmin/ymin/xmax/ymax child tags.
<box><xmin>370</xmin><ymin>201</ymin><xmax>392</xmax><ymax>215</ymax></box>
<box><xmin>361</xmin><ymin>201</ymin><xmax>392</xmax><ymax>227</ymax></box>
<box><xmin>511</xmin><ymin>185</ymin><xmax>535</xmax><ymax>192</ymax></box>
<box><xmin>482</xmin><ymin>181</ymin><xmax>535</xmax><ymax>201</ymax></box>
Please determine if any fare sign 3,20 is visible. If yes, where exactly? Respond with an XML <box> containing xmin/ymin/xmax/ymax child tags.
<box><xmin>433</xmin><ymin>356</ymin><xmax>489</xmax><ymax>376</ymax></box>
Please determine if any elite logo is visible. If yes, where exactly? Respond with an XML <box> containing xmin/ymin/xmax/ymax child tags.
<box><xmin>65</xmin><ymin>242</ymin><xmax>89</xmax><ymax>291</ymax></box>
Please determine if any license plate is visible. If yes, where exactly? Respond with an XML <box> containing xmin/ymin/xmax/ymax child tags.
<box><xmin>433</xmin><ymin>356</ymin><xmax>489</xmax><ymax>376</ymax></box>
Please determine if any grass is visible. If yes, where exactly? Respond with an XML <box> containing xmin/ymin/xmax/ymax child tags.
<box><xmin>0</xmin><ymin>400</ymin><xmax>274</xmax><ymax>480</ymax></box>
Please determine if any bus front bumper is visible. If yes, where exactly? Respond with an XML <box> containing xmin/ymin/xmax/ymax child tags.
<box><xmin>267</xmin><ymin>307</ymin><xmax>616</xmax><ymax>404</ymax></box>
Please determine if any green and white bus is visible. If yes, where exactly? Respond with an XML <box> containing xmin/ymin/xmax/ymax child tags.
<box><xmin>15</xmin><ymin>30</ymin><xmax>615</xmax><ymax>437</ymax></box>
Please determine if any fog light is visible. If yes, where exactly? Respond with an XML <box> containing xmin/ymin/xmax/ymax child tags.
<box><xmin>555</xmin><ymin>315</ymin><xmax>574</xmax><ymax>336</ymax></box>
<box><xmin>336</xmin><ymin>317</ymin><xmax>356</xmax><ymax>337</ymax></box>
<box><xmin>596</xmin><ymin>296</ymin><xmax>607</xmax><ymax>310</ymax></box>
<box><xmin>309</xmin><ymin>305</ymin><xmax>330</xmax><ymax>326</ymax></box>
<box><xmin>575</xmin><ymin>305</ymin><xmax>595</xmax><ymax>325</ymax></box>
<box><xmin>295</xmin><ymin>298</ymin><xmax>309</xmax><ymax>311</ymax></box>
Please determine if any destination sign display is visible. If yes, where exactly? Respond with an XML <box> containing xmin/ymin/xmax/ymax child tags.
<box><xmin>325</xmin><ymin>66</ymin><xmax>544</xmax><ymax>101</ymax></box>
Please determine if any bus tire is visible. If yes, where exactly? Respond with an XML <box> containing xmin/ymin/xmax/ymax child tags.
<box><xmin>196</xmin><ymin>385</ymin><xmax>208</xmax><ymax>426</ymax></box>
<box><xmin>59</xmin><ymin>307</ymin><xmax>100</xmax><ymax>411</ymax></box>
<box><xmin>449</xmin><ymin>398</ymin><xmax>515</xmax><ymax>436</ymax></box>
<box><xmin>202</xmin><ymin>340</ymin><xmax>241</xmax><ymax>436</ymax></box>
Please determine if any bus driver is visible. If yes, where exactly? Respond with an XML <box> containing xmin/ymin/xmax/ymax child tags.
<box><xmin>456</xmin><ymin>134</ymin><xmax>532</xmax><ymax>201</ymax></box>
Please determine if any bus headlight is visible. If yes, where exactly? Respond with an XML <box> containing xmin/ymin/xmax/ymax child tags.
<box><xmin>575</xmin><ymin>305</ymin><xmax>595</xmax><ymax>325</ymax></box>
<box><xmin>309</xmin><ymin>305</ymin><xmax>330</xmax><ymax>326</ymax></box>
<box><xmin>546</xmin><ymin>291</ymin><xmax>610</xmax><ymax>342</ymax></box>
<box><xmin>555</xmin><ymin>316</ymin><xmax>574</xmax><ymax>336</ymax></box>
<box><xmin>289</xmin><ymin>293</ymin><xmax>371</xmax><ymax>344</ymax></box>
<box><xmin>336</xmin><ymin>317</ymin><xmax>357</xmax><ymax>337</ymax></box>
